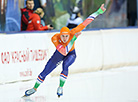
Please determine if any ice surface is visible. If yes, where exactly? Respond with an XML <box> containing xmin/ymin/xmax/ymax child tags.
<box><xmin>1</xmin><ymin>66</ymin><xmax>138</xmax><ymax>102</ymax></box>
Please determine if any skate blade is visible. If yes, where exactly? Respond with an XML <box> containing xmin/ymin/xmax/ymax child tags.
<box><xmin>58</xmin><ymin>95</ymin><xmax>61</xmax><ymax>98</ymax></box>
<box><xmin>22</xmin><ymin>95</ymin><xmax>30</xmax><ymax>98</ymax></box>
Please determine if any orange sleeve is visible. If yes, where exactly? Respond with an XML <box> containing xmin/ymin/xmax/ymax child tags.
<box><xmin>70</xmin><ymin>23</ymin><xmax>85</xmax><ymax>35</ymax></box>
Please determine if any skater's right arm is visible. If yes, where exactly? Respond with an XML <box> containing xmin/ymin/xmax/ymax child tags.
<box><xmin>51</xmin><ymin>33</ymin><xmax>59</xmax><ymax>47</ymax></box>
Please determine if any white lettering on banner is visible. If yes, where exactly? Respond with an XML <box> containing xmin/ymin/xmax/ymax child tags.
<box><xmin>1</xmin><ymin>48</ymin><xmax>48</xmax><ymax>64</ymax></box>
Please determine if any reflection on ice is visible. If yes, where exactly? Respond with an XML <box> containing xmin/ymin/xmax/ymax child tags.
<box><xmin>21</xmin><ymin>96</ymin><xmax>46</xmax><ymax>102</ymax></box>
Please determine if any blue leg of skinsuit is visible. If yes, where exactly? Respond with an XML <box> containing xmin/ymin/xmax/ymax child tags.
<box><xmin>61</xmin><ymin>49</ymin><xmax>76</xmax><ymax>76</ymax></box>
<box><xmin>38</xmin><ymin>50</ymin><xmax>64</xmax><ymax>82</ymax></box>
<box><xmin>34</xmin><ymin>49</ymin><xmax>76</xmax><ymax>90</ymax></box>
<box><xmin>59</xmin><ymin>49</ymin><xmax>76</xmax><ymax>88</ymax></box>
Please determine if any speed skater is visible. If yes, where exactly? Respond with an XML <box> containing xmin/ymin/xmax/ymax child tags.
<box><xmin>23</xmin><ymin>4</ymin><xmax>106</xmax><ymax>98</ymax></box>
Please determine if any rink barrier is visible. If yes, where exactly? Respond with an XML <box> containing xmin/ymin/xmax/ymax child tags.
<box><xmin>0</xmin><ymin>28</ymin><xmax>138</xmax><ymax>83</ymax></box>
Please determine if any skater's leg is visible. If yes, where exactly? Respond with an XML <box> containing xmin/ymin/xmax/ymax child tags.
<box><xmin>25</xmin><ymin>50</ymin><xmax>64</xmax><ymax>96</ymax></box>
<box><xmin>59</xmin><ymin>50</ymin><xmax>76</xmax><ymax>87</ymax></box>
<box><xmin>34</xmin><ymin>59</ymin><xmax>57</xmax><ymax>89</ymax></box>
<box><xmin>33</xmin><ymin>57</ymin><xmax>60</xmax><ymax>90</ymax></box>
<box><xmin>57</xmin><ymin>50</ymin><xmax>76</xmax><ymax>97</ymax></box>
<box><xmin>34</xmin><ymin>50</ymin><xmax>64</xmax><ymax>89</ymax></box>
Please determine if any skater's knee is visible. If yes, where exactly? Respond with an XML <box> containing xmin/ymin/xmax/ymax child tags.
<box><xmin>38</xmin><ymin>74</ymin><xmax>45</xmax><ymax>82</ymax></box>
<box><xmin>61</xmin><ymin>70</ymin><xmax>68</xmax><ymax>76</ymax></box>
<box><xmin>63</xmin><ymin>55</ymin><xmax>76</xmax><ymax>68</ymax></box>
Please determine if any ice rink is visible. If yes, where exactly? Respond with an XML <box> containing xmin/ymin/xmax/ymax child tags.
<box><xmin>1</xmin><ymin>66</ymin><xmax>138</xmax><ymax>102</ymax></box>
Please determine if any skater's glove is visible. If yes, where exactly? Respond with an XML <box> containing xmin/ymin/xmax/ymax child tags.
<box><xmin>97</xmin><ymin>4</ymin><xmax>106</xmax><ymax>14</ymax></box>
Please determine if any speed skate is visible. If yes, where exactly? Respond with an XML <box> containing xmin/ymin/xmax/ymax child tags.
<box><xmin>22</xmin><ymin>88</ymin><xmax>36</xmax><ymax>97</ymax></box>
<box><xmin>57</xmin><ymin>87</ymin><xmax>63</xmax><ymax>98</ymax></box>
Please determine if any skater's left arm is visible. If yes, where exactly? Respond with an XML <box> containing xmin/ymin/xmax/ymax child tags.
<box><xmin>71</xmin><ymin>4</ymin><xmax>106</xmax><ymax>34</ymax></box>
<box><xmin>81</xmin><ymin>4</ymin><xmax>106</xmax><ymax>27</ymax></box>
<box><xmin>65</xmin><ymin>4</ymin><xmax>106</xmax><ymax>55</ymax></box>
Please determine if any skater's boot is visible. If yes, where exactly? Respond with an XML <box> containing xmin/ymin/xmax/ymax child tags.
<box><xmin>57</xmin><ymin>87</ymin><xmax>63</xmax><ymax>97</ymax></box>
<box><xmin>24</xmin><ymin>88</ymin><xmax>36</xmax><ymax>96</ymax></box>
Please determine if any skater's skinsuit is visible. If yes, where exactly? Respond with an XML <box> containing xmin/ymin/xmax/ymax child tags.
<box><xmin>37</xmin><ymin>4</ymin><xmax>106</xmax><ymax>82</ymax></box>
<box><xmin>24</xmin><ymin>3</ymin><xmax>106</xmax><ymax>97</ymax></box>
<box><xmin>37</xmin><ymin>23</ymin><xmax>85</xmax><ymax>82</ymax></box>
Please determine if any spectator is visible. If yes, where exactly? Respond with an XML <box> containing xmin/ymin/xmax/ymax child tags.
<box><xmin>66</xmin><ymin>6</ymin><xmax>83</xmax><ymax>29</ymax></box>
<box><xmin>26</xmin><ymin>8</ymin><xmax>53</xmax><ymax>31</ymax></box>
<box><xmin>33</xmin><ymin>0</ymin><xmax>47</xmax><ymax>26</ymax></box>
<box><xmin>20</xmin><ymin>0</ymin><xmax>34</xmax><ymax>31</ymax></box>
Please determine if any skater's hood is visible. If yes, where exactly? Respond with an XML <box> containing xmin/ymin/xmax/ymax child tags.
<box><xmin>60</xmin><ymin>27</ymin><xmax>70</xmax><ymax>35</ymax></box>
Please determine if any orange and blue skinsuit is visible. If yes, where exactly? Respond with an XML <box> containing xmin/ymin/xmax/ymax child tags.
<box><xmin>38</xmin><ymin>17</ymin><xmax>102</xmax><ymax>83</ymax></box>
<box><xmin>24</xmin><ymin>4</ymin><xmax>106</xmax><ymax>97</ymax></box>
<box><xmin>35</xmin><ymin>6</ymin><xmax>106</xmax><ymax>88</ymax></box>
<box><xmin>37</xmin><ymin>24</ymin><xmax>86</xmax><ymax>83</ymax></box>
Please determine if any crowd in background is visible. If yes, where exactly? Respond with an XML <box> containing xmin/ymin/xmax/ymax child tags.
<box><xmin>0</xmin><ymin>0</ymin><xmax>137</xmax><ymax>32</ymax></box>
<box><xmin>20</xmin><ymin>0</ymin><xmax>53</xmax><ymax>31</ymax></box>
